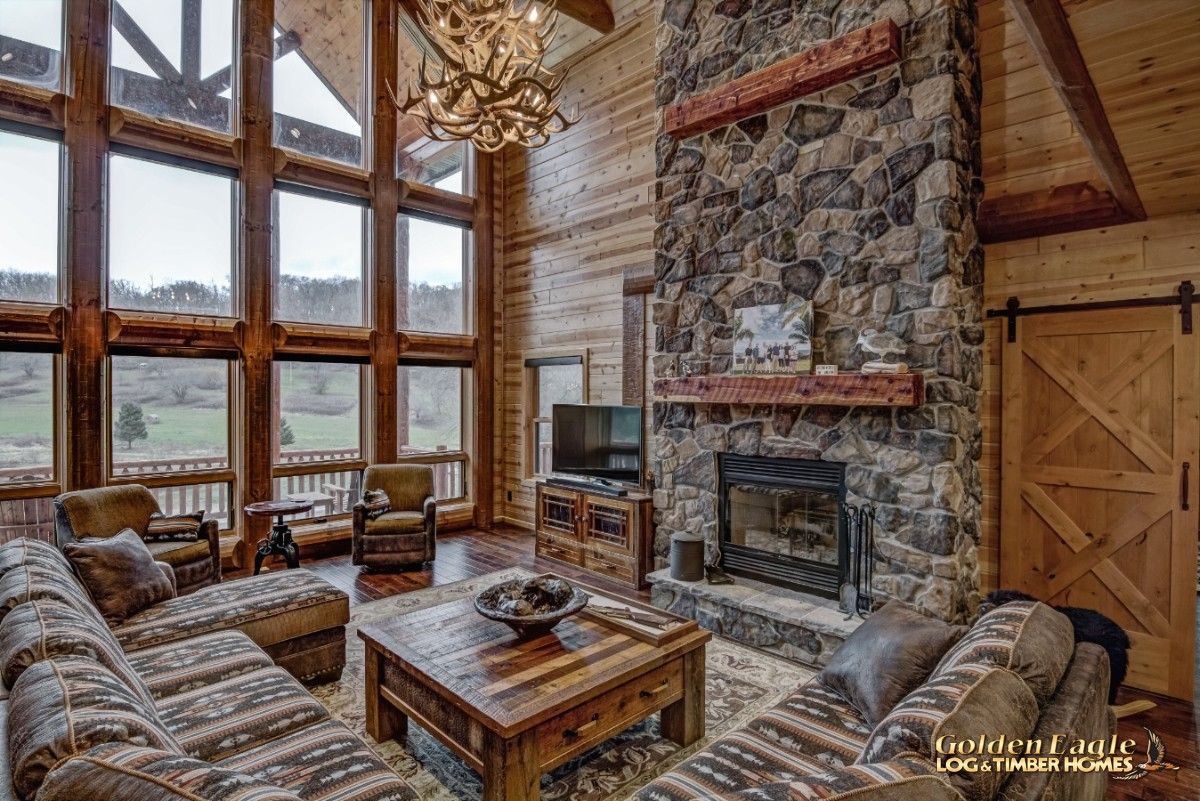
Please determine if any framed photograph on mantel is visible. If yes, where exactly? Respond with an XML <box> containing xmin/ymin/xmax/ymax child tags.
<box><xmin>732</xmin><ymin>298</ymin><xmax>814</xmax><ymax>375</ymax></box>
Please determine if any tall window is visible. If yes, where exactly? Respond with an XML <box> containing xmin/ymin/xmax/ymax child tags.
<box><xmin>274</xmin><ymin>362</ymin><xmax>362</xmax><ymax>462</ymax></box>
<box><xmin>0</xmin><ymin>351</ymin><xmax>54</xmax><ymax>484</ymax></box>
<box><xmin>398</xmin><ymin>215</ymin><xmax>469</xmax><ymax>334</ymax></box>
<box><xmin>109</xmin><ymin>356</ymin><xmax>230</xmax><ymax>472</ymax></box>
<box><xmin>274</xmin><ymin>190</ymin><xmax>365</xmax><ymax>326</ymax></box>
<box><xmin>0</xmin><ymin>0</ymin><xmax>63</xmax><ymax>89</ymax></box>
<box><xmin>0</xmin><ymin>130</ymin><xmax>59</xmax><ymax>304</ymax></box>
<box><xmin>109</xmin><ymin>0</ymin><xmax>236</xmax><ymax>132</ymax></box>
<box><xmin>394</xmin><ymin>28</ymin><xmax>473</xmax><ymax>195</ymax></box>
<box><xmin>273</xmin><ymin>3</ymin><xmax>364</xmax><ymax>165</ymax></box>
<box><xmin>526</xmin><ymin>356</ymin><xmax>585</xmax><ymax>476</ymax></box>
<box><xmin>108</xmin><ymin>154</ymin><xmax>234</xmax><ymax>316</ymax></box>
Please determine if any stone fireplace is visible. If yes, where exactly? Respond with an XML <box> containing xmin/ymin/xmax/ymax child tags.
<box><xmin>648</xmin><ymin>0</ymin><xmax>984</xmax><ymax>655</ymax></box>
<box><xmin>718</xmin><ymin>454</ymin><xmax>847</xmax><ymax>599</ymax></box>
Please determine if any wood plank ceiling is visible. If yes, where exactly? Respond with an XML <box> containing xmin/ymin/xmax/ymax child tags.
<box><xmin>982</xmin><ymin>0</ymin><xmax>1200</xmax><ymax>220</ymax></box>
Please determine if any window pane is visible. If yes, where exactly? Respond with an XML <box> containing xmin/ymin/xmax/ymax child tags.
<box><xmin>275</xmin><ymin>362</ymin><xmax>361</xmax><ymax>462</ymax></box>
<box><xmin>534</xmin><ymin>363</ymin><xmax>582</xmax><ymax>474</ymax></box>
<box><xmin>394</xmin><ymin>26</ymin><xmax>472</xmax><ymax>194</ymax></box>
<box><xmin>0</xmin><ymin>0</ymin><xmax>63</xmax><ymax>89</ymax></box>
<box><xmin>0</xmin><ymin>497</ymin><xmax>55</xmax><ymax>544</ymax></box>
<box><xmin>273</xmin><ymin>4</ymin><xmax>364</xmax><ymax>165</ymax></box>
<box><xmin>398</xmin><ymin>216</ymin><xmax>468</xmax><ymax>334</ymax></box>
<box><xmin>430</xmin><ymin>460</ymin><xmax>465</xmax><ymax>500</ymax></box>
<box><xmin>398</xmin><ymin>366</ymin><xmax>463</xmax><ymax>454</ymax></box>
<box><xmin>0</xmin><ymin>352</ymin><xmax>53</xmax><ymax>483</ymax></box>
<box><xmin>0</xmin><ymin>131</ymin><xmax>59</xmax><ymax>304</ymax></box>
<box><xmin>109</xmin><ymin>0</ymin><xmax>235</xmax><ymax>132</ymax></box>
<box><xmin>272</xmin><ymin>468</ymin><xmax>360</xmax><ymax>522</ymax></box>
<box><xmin>110</xmin><ymin>356</ymin><xmax>229</xmax><ymax>472</ymax></box>
<box><xmin>147</xmin><ymin>481</ymin><xmax>233</xmax><ymax>529</ymax></box>
<box><xmin>275</xmin><ymin>191</ymin><xmax>364</xmax><ymax>326</ymax></box>
<box><xmin>108</xmin><ymin>155</ymin><xmax>233</xmax><ymax>316</ymax></box>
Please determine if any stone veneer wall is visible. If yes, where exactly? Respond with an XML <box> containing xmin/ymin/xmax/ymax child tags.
<box><xmin>652</xmin><ymin>0</ymin><xmax>983</xmax><ymax>622</ymax></box>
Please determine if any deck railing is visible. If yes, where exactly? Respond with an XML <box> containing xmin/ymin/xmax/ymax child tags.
<box><xmin>0</xmin><ymin>446</ymin><xmax>468</xmax><ymax>544</ymax></box>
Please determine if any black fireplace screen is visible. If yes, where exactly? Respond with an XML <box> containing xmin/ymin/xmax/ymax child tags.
<box><xmin>718</xmin><ymin>454</ymin><xmax>848</xmax><ymax>600</ymax></box>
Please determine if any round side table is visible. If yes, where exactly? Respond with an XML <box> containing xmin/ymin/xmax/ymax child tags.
<box><xmin>245</xmin><ymin>499</ymin><xmax>314</xmax><ymax>575</ymax></box>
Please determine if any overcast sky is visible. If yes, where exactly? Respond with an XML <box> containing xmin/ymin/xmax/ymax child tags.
<box><xmin>0</xmin><ymin>0</ymin><xmax>465</xmax><ymax>300</ymax></box>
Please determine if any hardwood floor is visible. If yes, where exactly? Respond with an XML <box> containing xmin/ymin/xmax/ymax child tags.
<box><xmin>254</xmin><ymin>525</ymin><xmax>1199</xmax><ymax>800</ymax></box>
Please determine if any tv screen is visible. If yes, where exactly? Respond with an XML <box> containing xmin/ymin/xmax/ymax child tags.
<box><xmin>551</xmin><ymin>404</ymin><xmax>643</xmax><ymax>484</ymax></box>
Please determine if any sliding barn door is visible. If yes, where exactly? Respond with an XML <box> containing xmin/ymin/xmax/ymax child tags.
<box><xmin>1000</xmin><ymin>307</ymin><xmax>1198</xmax><ymax>700</ymax></box>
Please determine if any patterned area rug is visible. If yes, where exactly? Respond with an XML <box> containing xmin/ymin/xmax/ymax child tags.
<box><xmin>309</xmin><ymin>568</ymin><xmax>814</xmax><ymax>801</ymax></box>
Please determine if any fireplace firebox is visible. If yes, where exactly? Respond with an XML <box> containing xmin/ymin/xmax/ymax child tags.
<box><xmin>718</xmin><ymin>453</ymin><xmax>848</xmax><ymax>599</ymax></box>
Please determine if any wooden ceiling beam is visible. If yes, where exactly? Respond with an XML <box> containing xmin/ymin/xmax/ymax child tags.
<box><xmin>979</xmin><ymin>182</ymin><xmax>1135</xmax><ymax>243</ymax></box>
<box><xmin>1007</xmin><ymin>0</ymin><xmax>1146</xmax><ymax>220</ymax></box>
<box><xmin>555</xmin><ymin>0</ymin><xmax>615</xmax><ymax>34</ymax></box>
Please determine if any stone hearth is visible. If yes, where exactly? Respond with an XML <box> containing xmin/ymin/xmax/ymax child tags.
<box><xmin>650</xmin><ymin>0</ymin><xmax>984</xmax><ymax>632</ymax></box>
<box><xmin>648</xmin><ymin>570</ymin><xmax>860</xmax><ymax>668</ymax></box>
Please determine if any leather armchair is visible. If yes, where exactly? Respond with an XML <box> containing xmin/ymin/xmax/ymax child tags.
<box><xmin>53</xmin><ymin>485</ymin><xmax>221</xmax><ymax>595</ymax></box>
<box><xmin>352</xmin><ymin>465</ymin><xmax>436</xmax><ymax>570</ymax></box>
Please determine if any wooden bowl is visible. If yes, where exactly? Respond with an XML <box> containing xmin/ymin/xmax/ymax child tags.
<box><xmin>474</xmin><ymin>576</ymin><xmax>588</xmax><ymax>639</ymax></box>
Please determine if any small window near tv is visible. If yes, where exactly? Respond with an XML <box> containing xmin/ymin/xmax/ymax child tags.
<box><xmin>525</xmin><ymin>356</ymin><xmax>584</xmax><ymax>476</ymax></box>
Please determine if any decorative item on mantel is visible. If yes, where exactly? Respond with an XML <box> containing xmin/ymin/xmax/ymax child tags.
<box><xmin>732</xmin><ymin>299</ymin><xmax>814</xmax><ymax>375</ymax></box>
<box><xmin>396</xmin><ymin>0</ymin><xmax>577</xmax><ymax>151</ymax></box>
<box><xmin>856</xmin><ymin>328</ymin><xmax>910</xmax><ymax>375</ymax></box>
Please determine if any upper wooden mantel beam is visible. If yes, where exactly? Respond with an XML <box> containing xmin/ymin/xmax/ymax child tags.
<box><xmin>664</xmin><ymin>19</ymin><xmax>901</xmax><ymax>139</ymax></box>
<box><xmin>1007</xmin><ymin>0</ymin><xmax>1145</xmax><ymax>221</ymax></box>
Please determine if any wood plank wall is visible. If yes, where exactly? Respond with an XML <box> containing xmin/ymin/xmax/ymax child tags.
<box><xmin>980</xmin><ymin>211</ymin><xmax>1200</xmax><ymax>591</ymax></box>
<box><xmin>496</xmin><ymin>0</ymin><xmax>656</xmax><ymax>528</ymax></box>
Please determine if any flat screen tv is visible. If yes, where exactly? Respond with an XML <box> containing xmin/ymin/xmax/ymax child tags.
<box><xmin>551</xmin><ymin>404</ymin><xmax>643</xmax><ymax>485</ymax></box>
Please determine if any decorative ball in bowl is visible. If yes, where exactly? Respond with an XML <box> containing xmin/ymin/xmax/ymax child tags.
<box><xmin>474</xmin><ymin>576</ymin><xmax>588</xmax><ymax>639</ymax></box>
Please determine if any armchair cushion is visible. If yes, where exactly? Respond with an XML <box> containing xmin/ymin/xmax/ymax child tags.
<box><xmin>54</xmin><ymin>485</ymin><xmax>160</xmax><ymax>543</ymax></box>
<box><xmin>145</xmin><ymin>511</ymin><xmax>204</xmax><ymax>542</ymax></box>
<box><xmin>365</xmin><ymin>511</ymin><xmax>426</xmax><ymax>535</ymax></box>
<box><xmin>362</xmin><ymin>489</ymin><xmax>390</xmax><ymax>520</ymax></box>
<box><xmin>146</xmin><ymin>538</ymin><xmax>212</xmax><ymax>568</ymax></box>
<box><xmin>63</xmin><ymin>530</ymin><xmax>177</xmax><ymax>626</ymax></box>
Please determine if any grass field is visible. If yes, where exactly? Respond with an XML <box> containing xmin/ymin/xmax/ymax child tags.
<box><xmin>1</xmin><ymin>355</ymin><xmax>463</xmax><ymax>474</ymax></box>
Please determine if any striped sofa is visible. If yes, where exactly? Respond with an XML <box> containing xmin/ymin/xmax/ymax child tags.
<box><xmin>636</xmin><ymin>600</ymin><xmax>1115</xmax><ymax>801</ymax></box>
<box><xmin>0</xmin><ymin>537</ymin><xmax>414</xmax><ymax>801</ymax></box>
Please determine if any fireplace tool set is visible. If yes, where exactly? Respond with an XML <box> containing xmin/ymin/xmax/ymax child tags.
<box><xmin>839</xmin><ymin>502</ymin><xmax>877</xmax><ymax>618</ymax></box>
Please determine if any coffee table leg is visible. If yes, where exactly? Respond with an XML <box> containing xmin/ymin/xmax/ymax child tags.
<box><xmin>481</xmin><ymin>730</ymin><xmax>539</xmax><ymax>801</ymax></box>
<box><xmin>364</xmin><ymin>649</ymin><xmax>407</xmax><ymax>742</ymax></box>
<box><xmin>661</xmin><ymin>646</ymin><xmax>706</xmax><ymax>747</ymax></box>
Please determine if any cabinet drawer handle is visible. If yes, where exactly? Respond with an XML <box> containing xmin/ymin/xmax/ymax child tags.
<box><xmin>640</xmin><ymin>681</ymin><xmax>670</xmax><ymax>699</ymax></box>
<box><xmin>563</xmin><ymin>713</ymin><xmax>599</xmax><ymax>739</ymax></box>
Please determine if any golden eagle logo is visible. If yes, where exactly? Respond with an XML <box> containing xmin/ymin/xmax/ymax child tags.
<box><xmin>1112</xmin><ymin>728</ymin><xmax>1180</xmax><ymax>781</ymax></box>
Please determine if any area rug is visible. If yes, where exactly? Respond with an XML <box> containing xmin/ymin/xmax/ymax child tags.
<box><xmin>309</xmin><ymin>568</ymin><xmax>815</xmax><ymax>801</ymax></box>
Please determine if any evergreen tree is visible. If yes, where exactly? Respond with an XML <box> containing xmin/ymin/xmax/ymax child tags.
<box><xmin>279</xmin><ymin>416</ymin><xmax>296</xmax><ymax>447</ymax></box>
<box><xmin>115</xmin><ymin>402</ymin><xmax>148</xmax><ymax>449</ymax></box>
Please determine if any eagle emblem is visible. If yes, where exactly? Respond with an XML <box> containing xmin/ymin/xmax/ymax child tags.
<box><xmin>1112</xmin><ymin>728</ymin><xmax>1180</xmax><ymax>781</ymax></box>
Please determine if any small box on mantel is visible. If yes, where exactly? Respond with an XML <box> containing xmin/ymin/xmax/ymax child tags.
<box><xmin>814</xmin><ymin>364</ymin><xmax>838</xmax><ymax>376</ymax></box>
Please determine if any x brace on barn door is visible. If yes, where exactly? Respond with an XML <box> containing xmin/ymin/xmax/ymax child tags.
<box><xmin>986</xmin><ymin>281</ymin><xmax>1195</xmax><ymax>343</ymax></box>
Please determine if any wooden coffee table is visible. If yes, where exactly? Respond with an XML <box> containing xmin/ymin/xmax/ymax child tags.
<box><xmin>357</xmin><ymin>580</ymin><xmax>711</xmax><ymax>801</ymax></box>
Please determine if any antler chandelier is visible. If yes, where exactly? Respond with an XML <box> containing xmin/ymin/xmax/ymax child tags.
<box><xmin>399</xmin><ymin>0</ymin><xmax>576</xmax><ymax>152</ymax></box>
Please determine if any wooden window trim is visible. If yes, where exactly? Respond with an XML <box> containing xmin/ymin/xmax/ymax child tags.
<box><xmin>523</xmin><ymin>351</ymin><xmax>590</xmax><ymax>479</ymax></box>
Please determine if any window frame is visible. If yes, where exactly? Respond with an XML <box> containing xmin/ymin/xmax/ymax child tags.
<box><xmin>105</xmin><ymin>352</ymin><xmax>238</xmax><ymax>532</ymax></box>
<box><xmin>524</xmin><ymin>352</ymin><xmax>589</xmax><ymax>479</ymax></box>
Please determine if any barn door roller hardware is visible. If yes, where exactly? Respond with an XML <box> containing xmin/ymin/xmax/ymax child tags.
<box><xmin>987</xmin><ymin>281</ymin><xmax>1194</xmax><ymax>343</ymax></box>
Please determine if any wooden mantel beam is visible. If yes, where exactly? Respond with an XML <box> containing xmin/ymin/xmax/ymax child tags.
<box><xmin>978</xmin><ymin>183</ymin><xmax>1134</xmax><ymax>243</ymax></box>
<box><xmin>664</xmin><ymin>19</ymin><xmax>901</xmax><ymax>139</ymax></box>
<box><xmin>1007</xmin><ymin>0</ymin><xmax>1146</xmax><ymax>221</ymax></box>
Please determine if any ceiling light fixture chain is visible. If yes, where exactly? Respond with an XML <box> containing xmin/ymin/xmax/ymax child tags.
<box><xmin>397</xmin><ymin>0</ymin><xmax>578</xmax><ymax>152</ymax></box>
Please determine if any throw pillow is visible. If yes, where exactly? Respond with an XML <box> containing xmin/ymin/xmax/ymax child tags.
<box><xmin>819</xmin><ymin>601</ymin><xmax>966</xmax><ymax>726</ymax></box>
<box><xmin>63</xmin><ymin>529</ymin><xmax>176</xmax><ymax>625</ymax></box>
<box><xmin>144</xmin><ymin>510</ymin><xmax>204</xmax><ymax>542</ymax></box>
<box><xmin>363</xmin><ymin>489</ymin><xmax>390</xmax><ymax>520</ymax></box>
